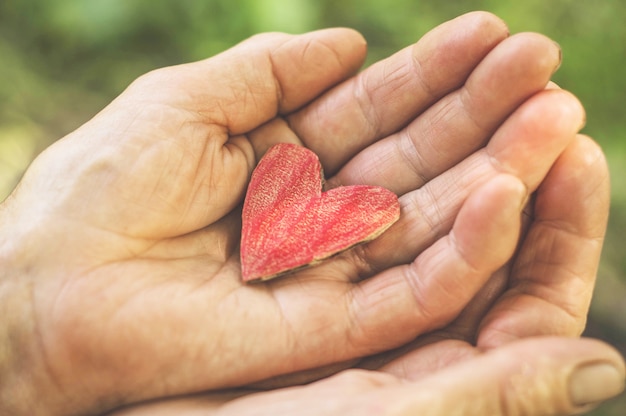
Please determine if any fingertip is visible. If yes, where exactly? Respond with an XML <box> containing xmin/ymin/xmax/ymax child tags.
<box><xmin>534</xmin><ymin>132</ymin><xmax>610</xmax><ymax>238</ymax></box>
<box><xmin>488</xmin><ymin>88</ymin><xmax>586</xmax><ymax>189</ymax></box>
<box><xmin>412</xmin><ymin>10</ymin><xmax>511</xmax><ymax>96</ymax></box>
<box><xmin>540</xmin><ymin>132</ymin><xmax>609</xmax><ymax>202</ymax></box>
<box><xmin>550</xmin><ymin>88</ymin><xmax>586</xmax><ymax>132</ymax></box>
<box><xmin>569</xmin><ymin>134</ymin><xmax>609</xmax><ymax>175</ymax></box>
<box><xmin>563</xmin><ymin>135</ymin><xmax>610</xmax><ymax>200</ymax></box>
<box><xmin>508</xmin><ymin>337</ymin><xmax>626</xmax><ymax>413</ymax></box>
<box><xmin>390</xmin><ymin>337</ymin><xmax>625</xmax><ymax>416</ymax></box>
<box><xmin>505</xmin><ymin>83</ymin><xmax>584</xmax><ymax>132</ymax></box>
<box><xmin>453</xmin><ymin>10</ymin><xmax>510</xmax><ymax>39</ymax></box>
<box><xmin>325</xmin><ymin>27</ymin><xmax>368</xmax><ymax>51</ymax></box>
<box><xmin>509</xmin><ymin>32</ymin><xmax>562</xmax><ymax>72</ymax></box>
<box><xmin>452</xmin><ymin>174</ymin><xmax>526</xmax><ymax>270</ymax></box>
<box><xmin>303</xmin><ymin>27</ymin><xmax>368</xmax><ymax>66</ymax></box>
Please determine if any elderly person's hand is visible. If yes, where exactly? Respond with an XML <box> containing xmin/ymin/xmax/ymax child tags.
<box><xmin>111</xmin><ymin>128</ymin><xmax>624</xmax><ymax>416</ymax></box>
<box><xmin>0</xmin><ymin>11</ymin><xmax>620</xmax><ymax>416</ymax></box>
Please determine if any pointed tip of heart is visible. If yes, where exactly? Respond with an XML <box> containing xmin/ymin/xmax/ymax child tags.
<box><xmin>240</xmin><ymin>143</ymin><xmax>400</xmax><ymax>283</ymax></box>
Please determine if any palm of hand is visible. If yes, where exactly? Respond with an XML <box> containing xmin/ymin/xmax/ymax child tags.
<box><xmin>1</xmin><ymin>13</ymin><xmax>606</xmax><ymax>416</ymax></box>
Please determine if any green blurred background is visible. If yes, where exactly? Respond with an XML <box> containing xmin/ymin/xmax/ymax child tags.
<box><xmin>1</xmin><ymin>0</ymin><xmax>624</xmax><ymax>413</ymax></box>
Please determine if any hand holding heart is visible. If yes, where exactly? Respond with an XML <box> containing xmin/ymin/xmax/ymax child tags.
<box><xmin>0</xmin><ymin>11</ymin><xmax>619</xmax><ymax>416</ymax></box>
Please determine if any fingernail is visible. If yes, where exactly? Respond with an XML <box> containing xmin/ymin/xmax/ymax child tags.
<box><xmin>569</xmin><ymin>362</ymin><xmax>625</xmax><ymax>407</ymax></box>
<box><xmin>552</xmin><ymin>41</ymin><xmax>562</xmax><ymax>73</ymax></box>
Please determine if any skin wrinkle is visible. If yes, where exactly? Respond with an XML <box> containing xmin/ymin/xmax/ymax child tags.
<box><xmin>409</xmin><ymin>41</ymin><xmax>440</xmax><ymax>106</ymax></box>
<box><xmin>410</xmin><ymin>179</ymin><xmax>452</xmax><ymax>241</ymax></box>
<box><xmin>269</xmin><ymin>277</ymin><xmax>337</xmax><ymax>362</ymax></box>
<box><xmin>144</xmin><ymin>145</ymin><xmax>188</xmax><ymax>225</ymax></box>
<box><xmin>98</xmin><ymin>125</ymin><xmax>198</xmax><ymax>238</ymax></box>
<box><xmin>207</xmin><ymin>139</ymin><xmax>252</xmax><ymax>226</ymax></box>
<box><xmin>420</xmin><ymin>250</ymin><xmax>476</xmax><ymax>325</ymax></box>
<box><xmin>534</xmin><ymin>207</ymin><xmax>608</xmax><ymax>242</ymax></box>
<box><xmin>399</xmin><ymin>94</ymin><xmax>469</xmax><ymax>185</ymax></box>
<box><xmin>457</xmin><ymin>85</ymin><xmax>495</xmax><ymax>139</ymax></box>
<box><xmin>515</xmin><ymin>276</ymin><xmax>587</xmax><ymax>324</ymax></box>
<box><xmin>303</xmin><ymin>36</ymin><xmax>347</xmax><ymax>94</ymax></box>
<box><xmin>349</xmin><ymin>59</ymin><xmax>402</xmax><ymax>144</ymax></box>
<box><xmin>210</xmin><ymin>227</ymin><xmax>233</xmax><ymax>265</ymax></box>
<box><xmin>353</xmin><ymin>72</ymin><xmax>383</xmax><ymax>145</ymax></box>
<box><xmin>347</xmin><ymin>240</ymin><xmax>383</xmax><ymax>280</ymax></box>
<box><xmin>266</xmin><ymin>49</ymin><xmax>286</xmax><ymax>115</ymax></box>
<box><xmin>447</xmin><ymin>230</ymin><xmax>484</xmax><ymax>279</ymax></box>
<box><xmin>350</xmin><ymin>271</ymin><xmax>423</xmax><ymax>354</ymax></box>
<box><xmin>513</xmin><ymin>274</ymin><xmax>592</xmax><ymax>330</ymax></box>
<box><xmin>402</xmin><ymin>260</ymin><xmax>439</xmax><ymax>329</ymax></box>
<box><xmin>239</xmin><ymin>82</ymin><xmax>267</xmax><ymax>131</ymax></box>
<box><xmin>43</xmin><ymin>215</ymin><xmax>160</xmax><ymax>265</ymax></box>
<box><xmin>274</xmin><ymin>32</ymin><xmax>364</xmax><ymax>116</ymax></box>
<box><xmin>208</xmin><ymin>64</ymin><xmax>260</xmax><ymax>135</ymax></box>
<box><xmin>345</xmin><ymin>283</ymin><xmax>378</xmax><ymax>355</ymax></box>
<box><xmin>380</xmin><ymin>58</ymin><xmax>416</xmax><ymax>103</ymax></box>
<box><xmin>137</xmin><ymin>224</ymin><xmax>232</xmax><ymax>262</ymax></box>
<box><xmin>196</xmin><ymin>88</ymin><xmax>232</xmax><ymax>133</ymax></box>
<box><xmin>432</xmin><ymin>96</ymin><xmax>469</xmax><ymax>147</ymax></box>
<box><xmin>515</xmin><ymin>226</ymin><xmax>600</xmax><ymax>289</ymax></box>
<box><xmin>305</xmin><ymin>294</ymin><xmax>352</xmax><ymax>364</ymax></box>
<box><xmin>51</xmin><ymin>256</ymin><xmax>223</xmax><ymax>406</ymax></box>
<box><xmin>201</xmin><ymin>141</ymin><xmax>234</xmax><ymax>214</ymax></box>
<box><xmin>484</xmin><ymin>276</ymin><xmax>585</xmax><ymax>338</ymax></box>
<box><xmin>20</xmin><ymin>281</ymin><xmax>67</xmax><ymax>415</ymax></box>
<box><xmin>37</xmin><ymin>275</ymin><xmax>108</xmax><ymax>411</ymax></box>
<box><xmin>309</xmin><ymin>37</ymin><xmax>344</xmax><ymax>70</ymax></box>
<box><xmin>397</xmin><ymin>128</ymin><xmax>432</xmax><ymax>187</ymax></box>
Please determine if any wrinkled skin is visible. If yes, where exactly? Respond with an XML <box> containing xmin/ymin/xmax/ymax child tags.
<box><xmin>0</xmin><ymin>11</ymin><xmax>622</xmax><ymax>416</ymax></box>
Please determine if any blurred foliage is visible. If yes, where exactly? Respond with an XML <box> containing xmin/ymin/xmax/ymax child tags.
<box><xmin>1</xmin><ymin>0</ymin><xmax>625</xmax><ymax>413</ymax></box>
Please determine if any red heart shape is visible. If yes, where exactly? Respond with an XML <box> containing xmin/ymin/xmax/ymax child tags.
<box><xmin>241</xmin><ymin>143</ymin><xmax>400</xmax><ymax>282</ymax></box>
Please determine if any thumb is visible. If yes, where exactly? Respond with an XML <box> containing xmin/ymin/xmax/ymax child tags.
<box><xmin>122</xmin><ymin>28</ymin><xmax>367</xmax><ymax>135</ymax></box>
<box><xmin>385</xmin><ymin>337</ymin><xmax>625</xmax><ymax>415</ymax></box>
<box><xmin>108</xmin><ymin>337</ymin><xmax>624</xmax><ymax>416</ymax></box>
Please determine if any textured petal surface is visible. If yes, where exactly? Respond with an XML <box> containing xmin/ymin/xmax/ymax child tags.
<box><xmin>241</xmin><ymin>143</ymin><xmax>400</xmax><ymax>282</ymax></box>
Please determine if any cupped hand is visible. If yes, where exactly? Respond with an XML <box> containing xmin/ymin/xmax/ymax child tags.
<box><xmin>109</xmin><ymin>134</ymin><xmax>625</xmax><ymax>416</ymax></box>
<box><xmin>0</xmin><ymin>11</ymin><xmax>598</xmax><ymax>416</ymax></box>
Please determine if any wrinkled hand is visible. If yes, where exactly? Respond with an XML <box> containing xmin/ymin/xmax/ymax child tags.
<box><xmin>0</xmin><ymin>11</ymin><xmax>617</xmax><ymax>416</ymax></box>
<box><xmin>109</xmin><ymin>130</ymin><xmax>625</xmax><ymax>416</ymax></box>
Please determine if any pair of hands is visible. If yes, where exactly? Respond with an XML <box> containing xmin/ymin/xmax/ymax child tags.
<box><xmin>0</xmin><ymin>11</ymin><xmax>623</xmax><ymax>416</ymax></box>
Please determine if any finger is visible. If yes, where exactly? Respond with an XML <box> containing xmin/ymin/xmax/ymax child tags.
<box><xmin>115</xmin><ymin>338</ymin><xmax>625</xmax><ymax>416</ymax></box>
<box><xmin>116</xmin><ymin>28</ymin><xmax>366</xmax><ymax>221</ymax></box>
<box><xmin>421</xmin><ymin>197</ymin><xmax>533</xmax><ymax>345</ymax></box>
<box><xmin>351</xmin><ymin>88</ymin><xmax>585</xmax><ymax>275</ymax></box>
<box><xmin>477</xmin><ymin>135</ymin><xmax>610</xmax><ymax>347</ymax></box>
<box><xmin>164</xmin><ymin>28</ymin><xmax>364</xmax><ymax>223</ymax></box>
<box><xmin>122</xmin><ymin>28</ymin><xmax>367</xmax><ymax>135</ymax></box>
<box><xmin>288</xmin><ymin>11</ymin><xmax>510</xmax><ymax>173</ymax></box>
<box><xmin>330</xmin><ymin>32</ymin><xmax>561</xmax><ymax>194</ymax></box>
<box><xmin>343</xmin><ymin>174</ymin><xmax>525</xmax><ymax>354</ymax></box>
<box><xmin>107</xmin><ymin>370</ymin><xmax>402</xmax><ymax>416</ymax></box>
<box><xmin>24</xmin><ymin>29</ymin><xmax>368</xmax><ymax>240</ymax></box>
<box><xmin>379</xmin><ymin>337</ymin><xmax>625</xmax><ymax>416</ymax></box>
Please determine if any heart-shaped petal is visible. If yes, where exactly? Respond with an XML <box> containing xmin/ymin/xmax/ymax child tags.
<box><xmin>241</xmin><ymin>143</ymin><xmax>400</xmax><ymax>282</ymax></box>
